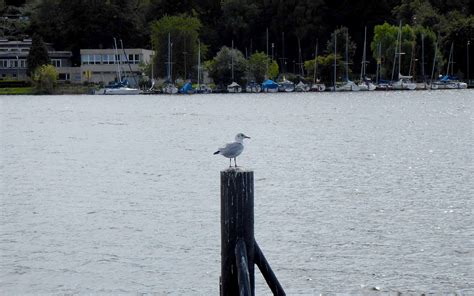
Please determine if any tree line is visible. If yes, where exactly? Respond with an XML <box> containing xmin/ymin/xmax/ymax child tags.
<box><xmin>1</xmin><ymin>0</ymin><xmax>472</xmax><ymax>83</ymax></box>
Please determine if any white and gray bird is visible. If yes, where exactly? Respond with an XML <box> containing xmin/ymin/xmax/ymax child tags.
<box><xmin>213</xmin><ymin>133</ymin><xmax>250</xmax><ymax>167</ymax></box>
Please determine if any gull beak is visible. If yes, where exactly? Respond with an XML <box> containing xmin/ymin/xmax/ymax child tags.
<box><xmin>244</xmin><ymin>135</ymin><xmax>251</xmax><ymax>139</ymax></box>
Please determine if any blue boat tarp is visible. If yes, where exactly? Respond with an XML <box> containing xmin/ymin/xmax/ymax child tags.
<box><xmin>179</xmin><ymin>82</ymin><xmax>193</xmax><ymax>94</ymax></box>
<box><xmin>261</xmin><ymin>79</ymin><xmax>278</xmax><ymax>89</ymax></box>
<box><xmin>440</xmin><ymin>75</ymin><xmax>459</xmax><ymax>82</ymax></box>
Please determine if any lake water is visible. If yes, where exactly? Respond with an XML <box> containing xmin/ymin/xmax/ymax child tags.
<box><xmin>1</xmin><ymin>90</ymin><xmax>472</xmax><ymax>295</ymax></box>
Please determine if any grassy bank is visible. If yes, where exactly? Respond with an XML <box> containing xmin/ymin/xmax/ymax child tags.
<box><xmin>0</xmin><ymin>87</ymin><xmax>35</xmax><ymax>95</ymax></box>
<box><xmin>0</xmin><ymin>84</ymin><xmax>96</xmax><ymax>95</ymax></box>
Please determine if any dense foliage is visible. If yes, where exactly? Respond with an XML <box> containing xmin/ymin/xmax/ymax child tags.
<box><xmin>247</xmin><ymin>52</ymin><xmax>279</xmax><ymax>82</ymax></box>
<box><xmin>150</xmin><ymin>15</ymin><xmax>202</xmax><ymax>81</ymax></box>
<box><xmin>26</xmin><ymin>34</ymin><xmax>50</xmax><ymax>76</ymax></box>
<box><xmin>205</xmin><ymin>46</ymin><xmax>247</xmax><ymax>86</ymax></box>
<box><xmin>32</xmin><ymin>64</ymin><xmax>58</xmax><ymax>94</ymax></box>
<box><xmin>2</xmin><ymin>0</ymin><xmax>472</xmax><ymax>80</ymax></box>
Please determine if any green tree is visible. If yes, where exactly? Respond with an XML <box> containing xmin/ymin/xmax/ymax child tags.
<box><xmin>220</xmin><ymin>0</ymin><xmax>260</xmax><ymax>47</ymax></box>
<box><xmin>370</xmin><ymin>22</ymin><xmax>417</xmax><ymax>80</ymax></box>
<box><xmin>393</xmin><ymin>0</ymin><xmax>442</xmax><ymax>30</ymax></box>
<box><xmin>205</xmin><ymin>46</ymin><xmax>247</xmax><ymax>86</ymax></box>
<box><xmin>304</xmin><ymin>53</ymin><xmax>345</xmax><ymax>84</ymax></box>
<box><xmin>30</xmin><ymin>0</ymin><xmax>148</xmax><ymax>64</ymax></box>
<box><xmin>0</xmin><ymin>3</ymin><xmax>31</xmax><ymax>40</ymax></box>
<box><xmin>145</xmin><ymin>0</ymin><xmax>195</xmax><ymax>22</ymax></box>
<box><xmin>33</xmin><ymin>64</ymin><xmax>58</xmax><ymax>94</ymax></box>
<box><xmin>437</xmin><ymin>12</ymin><xmax>474</xmax><ymax>78</ymax></box>
<box><xmin>150</xmin><ymin>15</ymin><xmax>202</xmax><ymax>80</ymax></box>
<box><xmin>247</xmin><ymin>51</ymin><xmax>279</xmax><ymax>82</ymax></box>
<box><xmin>27</xmin><ymin>34</ymin><xmax>50</xmax><ymax>76</ymax></box>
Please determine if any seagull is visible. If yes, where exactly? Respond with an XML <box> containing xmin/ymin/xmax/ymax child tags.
<box><xmin>213</xmin><ymin>133</ymin><xmax>250</xmax><ymax>167</ymax></box>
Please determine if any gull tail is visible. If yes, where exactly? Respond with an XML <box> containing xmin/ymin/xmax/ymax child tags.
<box><xmin>213</xmin><ymin>150</ymin><xmax>220</xmax><ymax>155</ymax></box>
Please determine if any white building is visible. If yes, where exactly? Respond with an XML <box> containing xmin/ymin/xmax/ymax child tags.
<box><xmin>0</xmin><ymin>38</ymin><xmax>74</xmax><ymax>81</ymax></box>
<box><xmin>0</xmin><ymin>39</ymin><xmax>154</xmax><ymax>86</ymax></box>
<box><xmin>80</xmin><ymin>48</ymin><xmax>154</xmax><ymax>87</ymax></box>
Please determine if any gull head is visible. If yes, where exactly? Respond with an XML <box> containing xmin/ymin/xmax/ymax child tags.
<box><xmin>235</xmin><ymin>133</ymin><xmax>251</xmax><ymax>142</ymax></box>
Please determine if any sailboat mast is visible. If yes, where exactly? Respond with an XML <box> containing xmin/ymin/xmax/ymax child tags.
<box><xmin>167</xmin><ymin>33</ymin><xmax>171</xmax><ymax>82</ymax></box>
<box><xmin>298</xmin><ymin>37</ymin><xmax>304</xmax><ymax>76</ymax></box>
<box><xmin>231</xmin><ymin>40</ymin><xmax>234</xmax><ymax>81</ymax></box>
<box><xmin>391</xmin><ymin>23</ymin><xmax>401</xmax><ymax>81</ymax></box>
<box><xmin>361</xmin><ymin>26</ymin><xmax>367</xmax><ymax>81</ymax></box>
<box><xmin>313</xmin><ymin>40</ymin><xmax>318</xmax><ymax>84</ymax></box>
<box><xmin>170</xmin><ymin>38</ymin><xmax>173</xmax><ymax>82</ymax></box>
<box><xmin>447</xmin><ymin>42</ymin><xmax>454</xmax><ymax>76</ymax></box>
<box><xmin>197</xmin><ymin>40</ymin><xmax>201</xmax><ymax>87</ymax></box>
<box><xmin>430</xmin><ymin>38</ymin><xmax>438</xmax><ymax>83</ymax></box>
<box><xmin>113</xmin><ymin>37</ymin><xmax>121</xmax><ymax>82</ymax></box>
<box><xmin>398</xmin><ymin>22</ymin><xmax>402</xmax><ymax>80</ymax></box>
<box><xmin>421</xmin><ymin>33</ymin><xmax>425</xmax><ymax>82</ymax></box>
<box><xmin>151</xmin><ymin>54</ymin><xmax>154</xmax><ymax>81</ymax></box>
<box><xmin>361</xmin><ymin>26</ymin><xmax>367</xmax><ymax>80</ymax></box>
<box><xmin>266</xmin><ymin>28</ymin><xmax>269</xmax><ymax>78</ymax></box>
<box><xmin>345</xmin><ymin>29</ymin><xmax>349</xmax><ymax>81</ymax></box>
<box><xmin>375</xmin><ymin>42</ymin><xmax>382</xmax><ymax>84</ymax></box>
<box><xmin>334</xmin><ymin>31</ymin><xmax>337</xmax><ymax>91</ymax></box>
<box><xmin>282</xmin><ymin>32</ymin><xmax>286</xmax><ymax>76</ymax></box>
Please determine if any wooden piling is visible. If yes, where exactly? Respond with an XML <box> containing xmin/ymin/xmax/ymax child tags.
<box><xmin>255</xmin><ymin>240</ymin><xmax>286</xmax><ymax>296</ymax></box>
<box><xmin>221</xmin><ymin>168</ymin><xmax>255</xmax><ymax>296</ymax></box>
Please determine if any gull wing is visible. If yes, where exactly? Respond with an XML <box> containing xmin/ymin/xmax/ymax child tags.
<box><xmin>219</xmin><ymin>142</ymin><xmax>244</xmax><ymax>158</ymax></box>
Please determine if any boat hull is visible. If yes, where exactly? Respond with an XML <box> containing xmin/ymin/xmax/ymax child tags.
<box><xmin>310</xmin><ymin>84</ymin><xmax>326</xmax><ymax>92</ymax></box>
<box><xmin>103</xmin><ymin>87</ymin><xmax>140</xmax><ymax>95</ymax></box>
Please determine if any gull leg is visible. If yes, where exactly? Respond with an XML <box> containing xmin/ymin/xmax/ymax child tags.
<box><xmin>234</xmin><ymin>158</ymin><xmax>238</xmax><ymax>167</ymax></box>
<box><xmin>229</xmin><ymin>158</ymin><xmax>232</xmax><ymax>167</ymax></box>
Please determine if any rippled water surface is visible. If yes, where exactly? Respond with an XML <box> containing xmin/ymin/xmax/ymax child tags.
<box><xmin>1</xmin><ymin>91</ymin><xmax>473</xmax><ymax>295</ymax></box>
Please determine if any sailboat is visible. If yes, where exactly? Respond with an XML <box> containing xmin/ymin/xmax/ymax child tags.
<box><xmin>195</xmin><ymin>40</ymin><xmax>212</xmax><ymax>93</ymax></box>
<box><xmin>335</xmin><ymin>29</ymin><xmax>360</xmax><ymax>91</ymax></box>
<box><xmin>391</xmin><ymin>22</ymin><xmax>416</xmax><ymax>90</ymax></box>
<box><xmin>103</xmin><ymin>38</ymin><xmax>140</xmax><ymax>95</ymax></box>
<box><xmin>246</xmin><ymin>29</ymin><xmax>268</xmax><ymax>93</ymax></box>
<box><xmin>163</xmin><ymin>33</ymin><xmax>179</xmax><ymax>94</ymax></box>
<box><xmin>295</xmin><ymin>37</ymin><xmax>310</xmax><ymax>92</ymax></box>
<box><xmin>278</xmin><ymin>32</ymin><xmax>295</xmax><ymax>92</ymax></box>
<box><xmin>310</xmin><ymin>40</ymin><xmax>326</xmax><ymax>91</ymax></box>
<box><xmin>227</xmin><ymin>40</ymin><xmax>242</xmax><ymax>93</ymax></box>
<box><xmin>246</xmin><ymin>81</ymin><xmax>261</xmax><ymax>92</ymax></box>
<box><xmin>432</xmin><ymin>42</ymin><xmax>468</xmax><ymax>89</ymax></box>
<box><xmin>358</xmin><ymin>27</ymin><xmax>376</xmax><ymax>91</ymax></box>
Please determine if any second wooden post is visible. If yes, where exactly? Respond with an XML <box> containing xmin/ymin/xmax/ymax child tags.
<box><xmin>220</xmin><ymin>168</ymin><xmax>255</xmax><ymax>296</ymax></box>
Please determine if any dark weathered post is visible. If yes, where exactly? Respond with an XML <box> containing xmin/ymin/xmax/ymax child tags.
<box><xmin>254</xmin><ymin>241</ymin><xmax>286</xmax><ymax>295</ymax></box>
<box><xmin>221</xmin><ymin>168</ymin><xmax>255</xmax><ymax>296</ymax></box>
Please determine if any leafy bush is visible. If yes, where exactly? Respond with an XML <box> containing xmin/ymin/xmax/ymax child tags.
<box><xmin>33</xmin><ymin>64</ymin><xmax>58</xmax><ymax>94</ymax></box>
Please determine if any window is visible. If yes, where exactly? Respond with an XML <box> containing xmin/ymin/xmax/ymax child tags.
<box><xmin>103</xmin><ymin>54</ymin><xmax>115</xmax><ymax>64</ymax></box>
<box><xmin>126</xmin><ymin>54</ymin><xmax>140</xmax><ymax>64</ymax></box>
<box><xmin>81</xmin><ymin>54</ymin><xmax>89</xmax><ymax>65</ymax></box>
<box><xmin>20</xmin><ymin>60</ymin><xmax>27</xmax><ymax>68</ymax></box>
<box><xmin>51</xmin><ymin>59</ymin><xmax>61</xmax><ymax>67</ymax></box>
<box><xmin>59</xmin><ymin>73</ymin><xmax>70</xmax><ymax>80</ymax></box>
<box><xmin>9</xmin><ymin>60</ymin><xmax>18</xmax><ymax>68</ymax></box>
<box><xmin>0</xmin><ymin>59</ymin><xmax>7</xmax><ymax>68</ymax></box>
<box><xmin>94</xmin><ymin>54</ymin><xmax>101</xmax><ymax>64</ymax></box>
